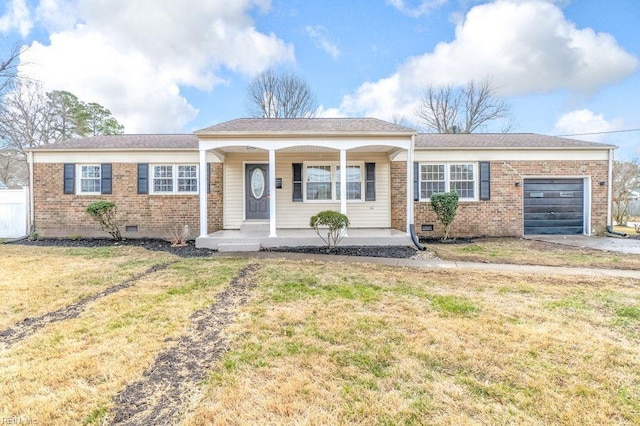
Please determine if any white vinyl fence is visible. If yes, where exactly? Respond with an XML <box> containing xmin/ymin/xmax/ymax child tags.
<box><xmin>0</xmin><ymin>187</ymin><xmax>29</xmax><ymax>238</ymax></box>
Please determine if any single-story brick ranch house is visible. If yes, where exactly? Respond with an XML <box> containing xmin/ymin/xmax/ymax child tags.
<box><xmin>27</xmin><ymin>118</ymin><xmax>615</xmax><ymax>249</ymax></box>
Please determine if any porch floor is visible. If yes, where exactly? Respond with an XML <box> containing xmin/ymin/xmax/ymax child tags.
<box><xmin>196</xmin><ymin>228</ymin><xmax>412</xmax><ymax>251</ymax></box>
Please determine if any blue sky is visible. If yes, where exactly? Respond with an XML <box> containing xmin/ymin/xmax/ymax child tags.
<box><xmin>1</xmin><ymin>0</ymin><xmax>638</xmax><ymax>159</ymax></box>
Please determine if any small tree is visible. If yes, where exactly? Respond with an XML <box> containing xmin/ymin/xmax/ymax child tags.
<box><xmin>86</xmin><ymin>201</ymin><xmax>122</xmax><ymax>240</ymax></box>
<box><xmin>310</xmin><ymin>210</ymin><xmax>349</xmax><ymax>251</ymax></box>
<box><xmin>430</xmin><ymin>191</ymin><xmax>459</xmax><ymax>240</ymax></box>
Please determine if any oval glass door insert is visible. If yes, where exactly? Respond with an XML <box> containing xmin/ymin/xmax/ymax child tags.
<box><xmin>251</xmin><ymin>168</ymin><xmax>265</xmax><ymax>199</ymax></box>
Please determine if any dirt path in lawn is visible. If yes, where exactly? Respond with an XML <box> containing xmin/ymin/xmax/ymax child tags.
<box><xmin>0</xmin><ymin>263</ymin><xmax>174</xmax><ymax>349</ymax></box>
<box><xmin>108</xmin><ymin>263</ymin><xmax>260</xmax><ymax>426</ymax></box>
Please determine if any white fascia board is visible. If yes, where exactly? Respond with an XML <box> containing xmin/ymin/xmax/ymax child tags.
<box><xmin>198</xmin><ymin>136</ymin><xmax>412</xmax><ymax>152</ymax></box>
<box><xmin>33</xmin><ymin>150</ymin><xmax>221</xmax><ymax>163</ymax></box>
<box><xmin>395</xmin><ymin>149</ymin><xmax>610</xmax><ymax>162</ymax></box>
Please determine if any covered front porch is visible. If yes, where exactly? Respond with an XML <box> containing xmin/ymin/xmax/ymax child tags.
<box><xmin>193</xmin><ymin>118</ymin><xmax>417</xmax><ymax>250</ymax></box>
<box><xmin>197</xmin><ymin>226</ymin><xmax>413</xmax><ymax>251</ymax></box>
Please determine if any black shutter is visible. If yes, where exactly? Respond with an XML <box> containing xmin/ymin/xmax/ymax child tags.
<box><xmin>137</xmin><ymin>163</ymin><xmax>149</xmax><ymax>194</ymax></box>
<box><xmin>101</xmin><ymin>163</ymin><xmax>112</xmax><ymax>194</ymax></box>
<box><xmin>292</xmin><ymin>163</ymin><xmax>303</xmax><ymax>202</ymax></box>
<box><xmin>479</xmin><ymin>161</ymin><xmax>490</xmax><ymax>200</ymax></box>
<box><xmin>63</xmin><ymin>163</ymin><xmax>75</xmax><ymax>194</ymax></box>
<box><xmin>413</xmin><ymin>162</ymin><xmax>419</xmax><ymax>201</ymax></box>
<box><xmin>207</xmin><ymin>163</ymin><xmax>211</xmax><ymax>194</ymax></box>
<box><xmin>365</xmin><ymin>162</ymin><xmax>376</xmax><ymax>201</ymax></box>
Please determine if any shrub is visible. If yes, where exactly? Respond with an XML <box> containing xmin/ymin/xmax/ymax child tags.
<box><xmin>310</xmin><ymin>210</ymin><xmax>350</xmax><ymax>251</ymax></box>
<box><xmin>86</xmin><ymin>201</ymin><xmax>122</xmax><ymax>240</ymax></box>
<box><xmin>430</xmin><ymin>191</ymin><xmax>459</xmax><ymax>240</ymax></box>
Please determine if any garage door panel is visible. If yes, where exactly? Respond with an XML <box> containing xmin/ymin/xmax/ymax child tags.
<box><xmin>524</xmin><ymin>198</ymin><xmax>583</xmax><ymax>206</ymax></box>
<box><xmin>524</xmin><ymin>205</ymin><xmax>584</xmax><ymax>213</ymax></box>
<box><xmin>525</xmin><ymin>183</ymin><xmax>584</xmax><ymax>192</ymax></box>
<box><xmin>524</xmin><ymin>178</ymin><xmax>584</xmax><ymax>235</ymax></box>
<box><xmin>524</xmin><ymin>212</ymin><xmax>583</xmax><ymax>221</ymax></box>
<box><xmin>525</xmin><ymin>218</ymin><xmax>584</xmax><ymax>227</ymax></box>
<box><xmin>524</xmin><ymin>226</ymin><xmax>583</xmax><ymax>235</ymax></box>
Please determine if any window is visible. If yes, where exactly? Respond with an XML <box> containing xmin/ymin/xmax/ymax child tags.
<box><xmin>336</xmin><ymin>165</ymin><xmax>362</xmax><ymax>200</ymax></box>
<box><xmin>304</xmin><ymin>162</ymin><xmax>364</xmax><ymax>202</ymax></box>
<box><xmin>306</xmin><ymin>165</ymin><xmax>332</xmax><ymax>200</ymax></box>
<box><xmin>151</xmin><ymin>164</ymin><xmax>198</xmax><ymax>194</ymax></box>
<box><xmin>80</xmin><ymin>165</ymin><xmax>101</xmax><ymax>193</ymax></box>
<box><xmin>419</xmin><ymin>163</ymin><xmax>477</xmax><ymax>201</ymax></box>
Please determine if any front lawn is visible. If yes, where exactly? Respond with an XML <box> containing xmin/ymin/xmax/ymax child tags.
<box><xmin>1</xmin><ymin>245</ymin><xmax>639</xmax><ymax>424</ymax></box>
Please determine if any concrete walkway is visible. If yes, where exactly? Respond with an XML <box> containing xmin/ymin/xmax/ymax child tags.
<box><xmin>213</xmin><ymin>251</ymin><xmax>640</xmax><ymax>279</ymax></box>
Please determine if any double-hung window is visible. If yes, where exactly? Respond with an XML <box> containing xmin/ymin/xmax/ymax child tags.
<box><xmin>336</xmin><ymin>165</ymin><xmax>362</xmax><ymax>200</ymax></box>
<box><xmin>79</xmin><ymin>165</ymin><xmax>101</xmax><ymax>194</ymax></box>
<box><xmin>304</xmin><ymin>162</ymin><xmax>364</xmax><ymax>202</ymax></box>
<box><xmin>151</xmin><ymin>164</ymin><xmax>198</xmax><ymax>194</ymax></box>
<box><xmin>419</xmin><ymin>163</ymin><xmax>477</xmax><ymax>201</ymax></box>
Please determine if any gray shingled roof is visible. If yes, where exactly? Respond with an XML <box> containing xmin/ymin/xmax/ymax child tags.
<box><xmin>197</xmin><ymin>118</ymin><xmax>417</xmax><ymax>135</ymax></box>
<box><xmin>416</xmin><ymin>133</ymin><xmax>616</xmax><ymax>149</ymax></box>
<box><xmin>30</xmin><ymin>134</ymin><xmax>198</xmax><ymax>150</ymax></box>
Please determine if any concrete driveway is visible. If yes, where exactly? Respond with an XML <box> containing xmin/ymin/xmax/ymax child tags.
<box><xmin>525</xmin><ymin>235</ymin><xmax>640</xmax><ymax>254</ymax></box>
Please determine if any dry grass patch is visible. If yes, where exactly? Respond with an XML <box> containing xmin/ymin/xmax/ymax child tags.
<box><xmin>0</xmin><ymin>246</ymin><xmax>248</xmax><ymax>425</ymax></box>
<box><xmin>0</xmin><ymin>245</ymin><xmax>177</xmax><ymax>329</ymax></box>
<box><xmin>425</xmin><ymin>237</ymin><xmax>640</xmax><ymax>270</ymax></box>
<box><xmin>185</xmin><ymin>260</ymin><xmax>640</xmax><ymax>425</ymax></box>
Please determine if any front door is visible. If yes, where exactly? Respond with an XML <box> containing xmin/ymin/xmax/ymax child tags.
<box><xmin>245</xmin><ymin>164</ymin><xmax>269</xmax><ymax>220</ymax></box>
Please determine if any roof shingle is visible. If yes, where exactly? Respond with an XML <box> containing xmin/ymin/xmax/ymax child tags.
<box><xmin>30</xmin><ymin>134</ymin><xmax>198</xmax><ymax>150</ymax></box>
<box><xmin>415</xmin><ymin>133</ymin><xmax>615</xmax><ymax>149</ymax></box>
<box><xmin>196</xmin><ymin>118</ymin><xmax>416</xmax><ymax>135</ymax></box>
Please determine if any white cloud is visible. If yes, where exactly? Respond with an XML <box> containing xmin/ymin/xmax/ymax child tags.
<box><xmin>18</xmin><ymin>0</ymin><xmax>295</xmax><ymax>132</ymax></box>
<box><xmin>305</xmin><ymin>26</ymin><xmax>340</xmax><ymax>60</ymax></box>
<box><xmin>386</xmin><ymin>0</ymin><xmax>448</xmax><ymax>17</ymax></box>
<box><xmin>0</xmin><ymin>0</ymin><xmax>32</xmax><ymax>37</ymax></box>
<box><xmin>340</xmin><ymin>0</ymin><xmax>638</xmax><ymax>120</ymax></box>
<box><xmin>554</xmin><ymin>109</ymin><xmax>622</xmax><ymax>142</ymax></box>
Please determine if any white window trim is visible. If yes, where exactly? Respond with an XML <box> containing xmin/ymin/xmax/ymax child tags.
<box><xmin>77</xmin><ymin>164</ymin><xmax>101</xmax><ymax>195</ymax></box>
<box><xmin>419</xmin><ymin>162</ymin><xmax>478</xmax><ymax>202</ymax></box>
<box><xmin>150</xmin><ymin>164</ymin><xmax>199</xmax><ymax>195</ymax></box>
<box><xmin>303</xmin><ymin>161</ymin><xmax>365</xmax><ymax>203</ymax></box>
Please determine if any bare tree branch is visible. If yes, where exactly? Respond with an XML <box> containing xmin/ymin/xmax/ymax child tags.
<box><xmin>415</xmin><ymin>77</ymin><xmax>515</xmax><ymax>133</ymax></box>
<box><xmin>0</xmin><ymin>44</ymin><xmax>24</xmax><ymax>95</ymax></box>
<box><xmin>612</xmin><ymin>159</ymin><xmax>640</xmax><ymax>226</ymax></box>
<box><xmin>246</xmin><ymin>68</ymin><xmax>318</xmax><ymax>118</ymax></box>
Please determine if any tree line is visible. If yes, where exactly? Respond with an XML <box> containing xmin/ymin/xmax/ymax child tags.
<box><xmin>0</xmin><ymin>45</ymin><xmax>124</xmax><ymax>186</ymax></box>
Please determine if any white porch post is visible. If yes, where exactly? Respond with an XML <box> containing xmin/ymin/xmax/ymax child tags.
<box><xmin>269</xmin><ymin>149</ymin><xmax>277</xmax><ymax>237</ymax></box>
<box><xmin>199</xmin><ymin>148</ymin><xmax>208</xmax><ymax>238</ymax></box>
<box><xmin>340</xmin><ymin>149</ymin><xmax>347</xmax><ymax>215</ymax></box>
<box><xmin>406</xmin><ymin>137</ymin><xmax>414</xmax><ymax>235</ymax></box>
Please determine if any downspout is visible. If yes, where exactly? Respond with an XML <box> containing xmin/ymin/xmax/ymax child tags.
<box><xmin>408</xmin><ymin>134</ymin><xmax>425</xmax><ymax>251</ymax></box>
<box><xmin>28</xmin><ymin>151</ymin><xmax>35</xmax><ymax>234</ymax></box>
<box><xmin>607</xmin><ymin>147</ymin><xmax>613</xmax><ymax>228</ymax></box>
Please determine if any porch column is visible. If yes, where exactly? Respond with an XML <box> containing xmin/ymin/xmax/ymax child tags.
<box><xmin>406</xmin><ymin>138</ymin><xmax>414</xmax><ymax>235</ymax></box>
<box><xmin>269</xmin><ymin>149</ymin><xmax>277</xmax><ymax>237</ymax></box>
<box><xmin>199</xmin><ymin>148</ymin><xmax>208</xmax><ymax>238</ymax></box>
<box><xmin>340</xmin><ymin>149</ymin><xmax>347</xmax><ymax>215</ymax></box>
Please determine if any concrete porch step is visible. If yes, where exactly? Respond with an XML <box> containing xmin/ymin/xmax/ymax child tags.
<box><xmin>217</xmin><ymin>242</ymin><xmax>262</xmax><ymax>252</ymax></box>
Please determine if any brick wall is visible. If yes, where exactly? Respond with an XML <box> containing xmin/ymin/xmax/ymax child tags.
<box><xmin>33</xmin><ymin>163</ymin><xmax>223</xmax><ymax>239</ymax></box>
<box><xmin>391</xmin><ymin>160</ymin><xmax>610</xmax><ymax>237</ymax></box>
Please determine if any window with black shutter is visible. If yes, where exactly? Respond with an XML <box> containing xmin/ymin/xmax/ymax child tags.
<box><xmin>365</xmin><ymin>162</ymin><xmax>376</xmax><ymax>201</ymax></box>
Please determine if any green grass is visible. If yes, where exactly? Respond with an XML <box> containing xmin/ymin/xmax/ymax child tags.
<box><xmin>431</xmin><ymin>294</ymin><xmax>479</xmax><ymax>315</ymax></box>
